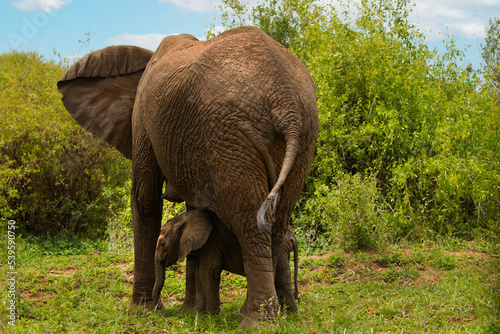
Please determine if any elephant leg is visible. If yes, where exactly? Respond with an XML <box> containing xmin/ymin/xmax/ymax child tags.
<box><xmin>178</xmin><ymin>255</ymin><xmax>197</xmax><ymax>313</ymax></box>
<box><xmin>274</xmin><ymin>241</ymin><xmax>298</xmax><ymax>313</ymax></box>
<box><xmin>198</xmin><ymin>264</ymin><xmax>222</xmax><ymax>315</ymax></box>
<box><xmin>130</xmin><ymin>138</ymin><xmax>164</xmax><ymax>309</ymax></box>
<box><xmin>178</xmin><ymin>204</ymin><xmax>201</xmax><ymax>312</ymax></box>
<box><xmin>236</xmin><ymin>214</ymin><xmax>279</xmax><ymax>330</ymax></box>
<box><xmin>194</xmin><ymin>266</ymin><xmax>207</xmax><ymax>311</ymax></box>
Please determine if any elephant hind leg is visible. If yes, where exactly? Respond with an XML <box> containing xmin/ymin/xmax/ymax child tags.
<box><xmin>274</xmin><ymin>228</ymin><xmax>299</xmax><ymax>313</ymax></box>
<box><xmin>233</xmin><ymin>211</ymin><xmax>279</xmax><ymax>330</ymax></box>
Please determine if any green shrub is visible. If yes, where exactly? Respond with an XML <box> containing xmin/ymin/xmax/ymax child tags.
<box><xmin>377</xmin><ymin>247</ymin><xmax>408</xmax><ymax>267</ymax></box>
<box><xmin>297</xmin><ymin>173</ymin><xmax>389</xmax><ymax>251</ymax></box>
<box><xmin>299</xmin><ymin>0</ymin><xmax>500</xmax><ymax>240</ymax></box>
<box><xmin>326</xmin><ymin>252</ymin><xmax>345</xmax><ymax>268</ymax></box>
<box><xmin>0</xmin><ymin>51</ymin><xmax>130</xmax><ymax>238</ymax></box>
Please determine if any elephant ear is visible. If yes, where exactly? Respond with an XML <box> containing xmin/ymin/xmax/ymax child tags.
<box><xmin>57</xmin><ymin>45</ymin><xmax>154</xmax><ymax>159</ymax></box>
<box><xmin>178</xmin><ymin>211</ymin><xmax>214</xmax><ymax>263</ymax></box>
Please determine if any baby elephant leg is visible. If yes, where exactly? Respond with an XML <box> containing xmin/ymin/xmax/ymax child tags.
<box><xmin>197</xmin><ymin>260</ymin><xmax>223</xmax><ymax>315</ymax></box>
<box><xmin>178</xmin><ymin>256</ymin><xmax>198</xmax><ymax>313</ymax></box>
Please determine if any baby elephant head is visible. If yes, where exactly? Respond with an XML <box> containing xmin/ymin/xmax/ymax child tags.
<box><xmin>152</xmin><ymin>210</ymin><xmax>213</xmax><ymax>308</ymax></box>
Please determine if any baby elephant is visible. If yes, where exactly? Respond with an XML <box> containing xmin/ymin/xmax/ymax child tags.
<box><xmin>152</xmin><ymin>210</ymin><xmax>299</xmax><ymax>315</ymax></box>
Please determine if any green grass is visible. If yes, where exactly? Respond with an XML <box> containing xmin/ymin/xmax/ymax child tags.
<box><xmin>1</xmin><ymin>238</ymin><xmax>498</xmax><ymax>333</ymax></box>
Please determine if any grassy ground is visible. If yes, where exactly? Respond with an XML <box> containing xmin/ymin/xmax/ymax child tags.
<box><xmin>1</xmin><ymin>238</ymin><xmax>498</xmax><ymax>333</ymax></box>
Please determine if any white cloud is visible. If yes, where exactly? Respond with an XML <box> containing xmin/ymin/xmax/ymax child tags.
<box><xmin>105</xmin><ymin>33</ymin><xmax>173</xmax><ymax>51</ymax></box>
<box><xmin>12</xmin><ymin>0</ymin><xmax>71</xmax><ymax>12</ymax></box>
<box><xmin>159</xmin><ymin>0</ymin><xmax>219</xmax><ymax>13</ymax></box>
<box><xmin>408</xmin><ymin>0</ymin><xmax>500</xmax><ymax>41</ymax></box>
<box><xmin>448</xmin><ymin>22</ymin><xmax>488</xmax><ymax>40</ymax></box>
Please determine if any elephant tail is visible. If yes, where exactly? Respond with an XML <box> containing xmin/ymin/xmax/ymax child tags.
<box><xmin>257</xmin><ymin>127</ymin><xmax>300</xmax><ymax>233</ymax></box>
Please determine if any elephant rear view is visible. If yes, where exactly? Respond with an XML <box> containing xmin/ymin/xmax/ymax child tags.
<box><xmin>57</xmin><ymin>26</ymin><xmax>318</xmax><ymax>329</ymax></box>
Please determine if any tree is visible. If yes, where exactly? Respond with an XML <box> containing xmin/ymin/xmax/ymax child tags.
<box><xmin>482</xmin><ymin>17</ymin><xmax>500</xmax><ymax>93</ymax></box>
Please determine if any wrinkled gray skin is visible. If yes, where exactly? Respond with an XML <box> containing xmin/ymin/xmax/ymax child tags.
<box><xmin>161</xmin><ymin>180</ymin><xmax>183</xmax><ymax>203</ymax></box>
<box><xmin>57</xmin><ymin>26</ymin><xmax>318</xmax><ymax>329</ymax></box>
<box><xmin>152</xmin><ymin>210</ymin><xmax>299</xmax><ymax>316</ymax></box>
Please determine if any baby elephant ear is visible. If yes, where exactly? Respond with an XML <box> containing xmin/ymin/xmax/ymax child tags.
<box><xmin>57</xmin><ymin>45</ymin><xmax>153</xmax><ymax>159</ymax></box>
<box><xmin>178</xmin><ymin>211</ymin><xmax>214</xmax><ymax>263</ymax></box>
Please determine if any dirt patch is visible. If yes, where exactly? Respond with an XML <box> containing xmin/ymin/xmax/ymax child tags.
<box><xmin>448</xmin><ymin>315</ymin><xmax>476</xmax><ymax>325</ymax></box>
<box><xmin>222</xmin><ymin>288</ymin><xmax>246</xmax><ymax>301</ymax></box>
<box><xmin>306</xmin><ymin>253</ymin><xmax>332</xmax><ymax>261</ymax></box>
<box><xmin>47</xmin><ymin>268</ymin><xmax>77</xmax><ymax>277</ymax></box>
<box><xmin>443</xmin><ymin>250</ymin><xmax>492</xmax><ymax>259</ymax></box>
<box><xmin>413</xmin><ymin>266</ymin><xmax>440</xmax><ymax>285</ymax></box>
<box><xmin>23</xmin><ymin>290</ymin><xmax>53</xmax><ymax>304</ymax></box>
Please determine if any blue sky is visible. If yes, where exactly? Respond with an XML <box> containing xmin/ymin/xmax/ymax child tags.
<box><xmin>1</xmin><ymin>0</ymin><xmax>217</xmax><ymax>57</ymax></box>
<box><xmin>1</xmin><ymin>0</ymin><xmax>499</xmax><ymax>70</ymax></box>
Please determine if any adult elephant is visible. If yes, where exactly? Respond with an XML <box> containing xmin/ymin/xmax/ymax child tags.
<box><xmin>57</xmin><ymin>26</ymin><xmax>318</xmax><ymax>329</ymax></box>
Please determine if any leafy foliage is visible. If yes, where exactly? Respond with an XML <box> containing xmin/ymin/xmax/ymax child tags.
<box><xmin>482</xmin><ymin>17</ymin><xmax>500</xmax><ymax>93</ymax></box>
<box><xmin>296</xmin><ymin>173</ymin><xmax>388</xmax><ymax>251</ymax></box>
<box><xmin>0</xmin><ymin>51</ymin><xmax>131</xmax><ymax>238</ymax></box>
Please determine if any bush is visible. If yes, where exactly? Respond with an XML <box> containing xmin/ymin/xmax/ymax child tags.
<box><xmin>299</xmin><ymin>0</ymin><xmax>500</xmax><ymax>240</ymax></box>
<box><xmin>297</xmin><ymin>173</ymin><xmax>388</xmax><ymax>251</ymax></box>
<box><xmin>0</xmin><ymin>51</ymin><xmax>130</xmax><ymax>238</ymax></box>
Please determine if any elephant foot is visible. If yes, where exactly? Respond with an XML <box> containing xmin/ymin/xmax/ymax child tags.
<box><xmin>155</xmin><ymin>300</ymin><xmax>165</xmax><ymax>311</ymax></box>
<box><xmin>238</xmin><ymin>315</ymin><xmax>277</xmax><ymax>331</ymax></box>
<box><xmin>238</xmin><ymin>316</ymin><xmax>259</xmax><ymax>331</ymax></box>
<box><xmin>283</xmin><ymin>300</ymin><xmax>298</xmax><ymax>313</ymax></box>
<box><xmin>178</xmin><ymin>302</ymin><xmax>220</xmax><ymax>315</ymax></box>
<box><xmin>238</xmin><ymin>299</ymin><xmax>279</xmax><ymax>330</ymax></box>
<box><xmin>281</xmin><ymin>297</ymin><xmax>298</xmax><ymax>313</ymax></box>
<box><xmin>177</xmin><ymin>300</ymin><xmax>196</xmax><ymax>313</ymax></box>
<box><xmin>207</xmin><ymin>305</ymin><xmax>221</xmax><ymax>316</ymax></box>
<box><xmin>237</xmin><ymin>305</ymin><xmax>246</xmax><ymax>322</ymax></box>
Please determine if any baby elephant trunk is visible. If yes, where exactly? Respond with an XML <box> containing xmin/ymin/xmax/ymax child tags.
<box><xmin>153</xmin><ymin>258</ymin><xmax>166</xmax><ymax>309</ymax></box>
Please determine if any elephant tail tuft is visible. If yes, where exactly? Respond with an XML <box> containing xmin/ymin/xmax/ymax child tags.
<box><xmin>257</xmin><ymin>111</ymin><xmax>300</xmax><ymax>233</ymax></box>
<box><xmin>257</xmin><ymin>194</ymin><xmax>279</xmax><ymax>233</ymax></box>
